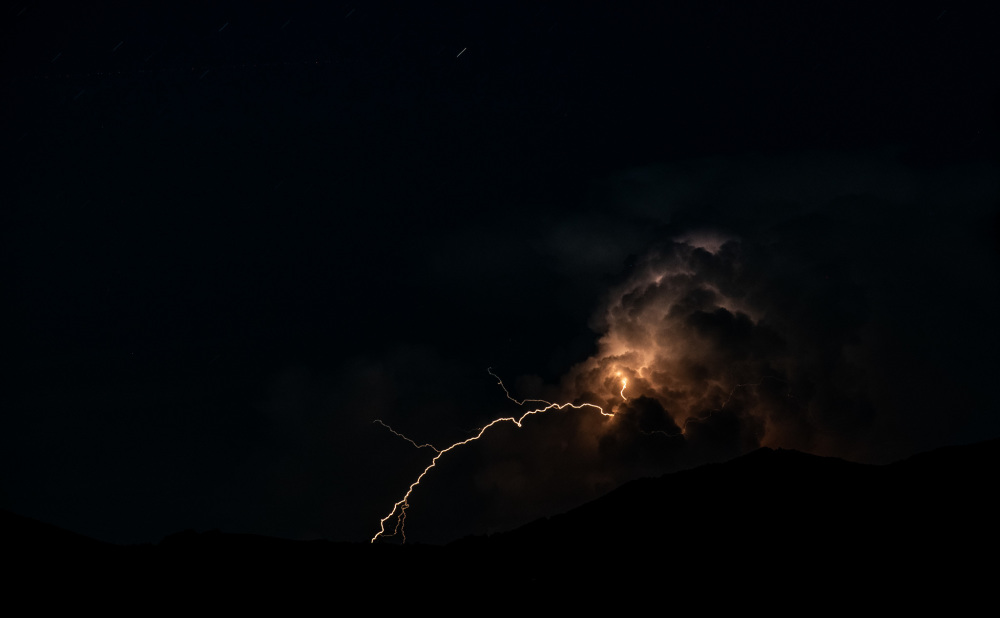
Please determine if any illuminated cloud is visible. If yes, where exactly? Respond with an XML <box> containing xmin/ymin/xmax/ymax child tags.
<box><xmin>564</xmin><ymin>237</ymin><xmax>828</xmax><ymax>456</ymax></box>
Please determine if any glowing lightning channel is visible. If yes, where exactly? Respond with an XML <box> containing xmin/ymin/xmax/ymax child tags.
<box><xmin>371</xmin><ymin>369</ymin><xmax>617</xmax><ymax>543</ymax></box>
<box><xmin>372</xmin><ymin>419</ymin><xmax>440</xmax><ymax>452</ymax></box>
<box><xmin>717</xmin><ymin>375</ymin><xmax>790</xmax><ymax>410</ymax></box>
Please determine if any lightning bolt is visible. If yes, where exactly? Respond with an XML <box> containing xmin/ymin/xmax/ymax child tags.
<box><xmin>372</xmin><ymin>368</ymin><xmax>789</xmax><ymax>542</ymax></box>
<box><xmin>717</xmin><ymin>375</ymin><xmax>790</xmax><ymax>410</ymax></box>
<box><xmin>371</xmin><ymin>369</ymin><xmax>617</xmax><ymax>543</ymax></box>
<box><xmin>372</xmin><ymin>419</ymin><xmax>440</xmax><ymax>452</ymax></box>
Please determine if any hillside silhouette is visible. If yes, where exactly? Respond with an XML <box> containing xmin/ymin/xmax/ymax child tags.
<box><xmin>5</xmin><ymin>438</ymin><xmax>996</xmax><ymax>608</ymax></box>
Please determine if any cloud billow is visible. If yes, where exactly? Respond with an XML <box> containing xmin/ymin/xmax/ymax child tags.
<box><xmin>555</xmin><ymin>152</ymin><xmax>999</xmax><ymax>468</ymax></box>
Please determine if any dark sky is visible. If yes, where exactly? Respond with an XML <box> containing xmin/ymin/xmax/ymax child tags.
<box><xmin>3</xmin><ymin>0</ymin><xmax>998</xmax><ymax>545</ymax></box>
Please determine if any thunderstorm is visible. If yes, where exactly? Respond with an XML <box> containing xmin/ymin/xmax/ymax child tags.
<box><xmin>370</xmin><ymin>368</ymin><xmax>628</xmax><ymax>543</ymax></box>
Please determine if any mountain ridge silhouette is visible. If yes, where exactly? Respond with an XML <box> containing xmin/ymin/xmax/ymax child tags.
<box><xmin>5</xmin><ymin>438</ymin><xmax>996</xmax><ymax>607</ymax></box>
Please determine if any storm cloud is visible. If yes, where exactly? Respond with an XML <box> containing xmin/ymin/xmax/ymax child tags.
<box><xmin>380</xmin><ymin>151</ymin><xmax>999</xmax><ymax>543</ymax></box>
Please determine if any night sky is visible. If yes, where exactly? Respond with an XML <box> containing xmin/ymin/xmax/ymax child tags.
<box><xmin>3</xmin><ymin>1</ymin><xmax>999</xmax><ymax>546</ymax></box>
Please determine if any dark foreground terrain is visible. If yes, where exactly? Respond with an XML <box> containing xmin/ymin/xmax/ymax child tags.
<box><xmin>5</xmin><ymin>438</ymin><xmax>997</xmax><ymax>609</ymax></box>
